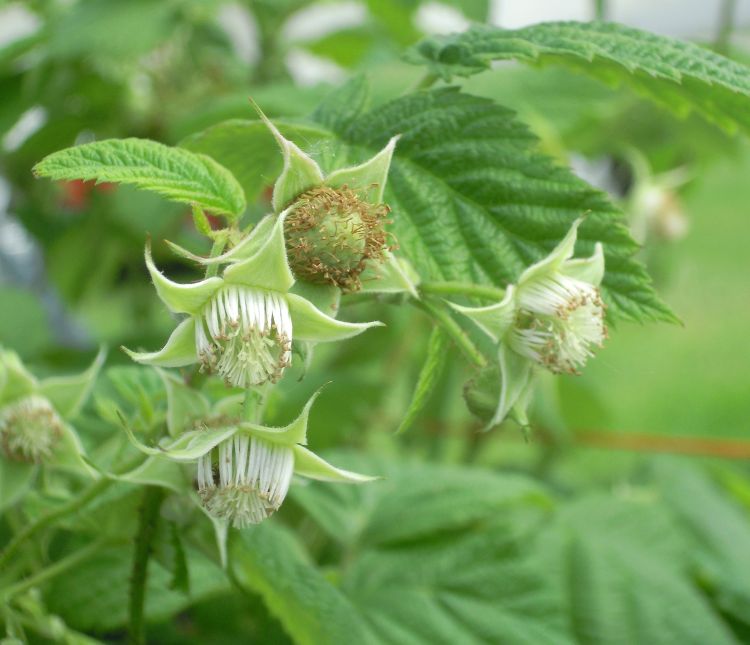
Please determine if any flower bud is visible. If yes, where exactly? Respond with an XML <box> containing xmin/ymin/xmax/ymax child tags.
<box><xmin>284</xmin><ymin>186</ymin><xmax>391</xmax><ymax>292</ymax></box>
<box><xmin>0</xmin><ymin>395</ymin><xmax>64</xmax><ymax>463</ymax></box>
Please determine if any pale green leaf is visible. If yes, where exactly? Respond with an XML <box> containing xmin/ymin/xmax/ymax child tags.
<box><xmin>407</xmin><ymin>21</ymin><xmax>750</xmax><ymax>135</ymax></box>
<box><xmin>33</xmin><ymin>138</ymin><xmax>246</xmax><ymax>218</ymax></box>
<box><xmin>395</xmin><ymin>326</ymin><xmax>448</xmax><ymax>435</ymax></box>
<box><xmin>38</xmin><ymin>347</ymin><xmax>106</xmax><ymax>420</ymax></box>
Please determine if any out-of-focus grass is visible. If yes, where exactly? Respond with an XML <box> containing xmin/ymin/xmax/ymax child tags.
<box><xmin>575</xmin><ymin>146</ymin><xmax>750</xmax><ymax>439</ymax></box>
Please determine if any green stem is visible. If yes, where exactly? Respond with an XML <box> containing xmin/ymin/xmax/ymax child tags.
<box><xmin>2</xmin><ymin>539</ymin><xmax>106</xmax><ymax>601</ymax></box>
<box><xmin>715</xmin><ymin>0</ymin><xmax>737</xmax><ymax>54</ymax></box>
<box><xmin>204</xmin><ymin>236</ymin><xmax>228</xmax><ymax>279</ymax></box>
<box><xmin>414</xmin><ymin>299</ymin><xmax>487</xmax><ymax>368</ymax></box>
<box><xmin>0</xmin><ymin>456</ymin><xmax>143</xmax><ymax>572</ymax></box>
<box><xmin>592</xmin><ymin>0</ymin><xmax>607</xmax><ymax>20</ymax></box>
<box><xmin>412</xmin><ymin>71</ymin><xmax>439</xmax><ymax>91</ymax></box>
<box><xmin>128</xmin><ymin>486</ymin><xmax>165</xmax><ymax>645</ymax></box>
<box><xmin>420</xmin><ymin>281</ymin><xmax>506</xmax><ymax>301</ymax></box>
<box><xmin>242</xmin><ymin>388</ymin><xmax>255</xmax><ymax>422</ymax></box>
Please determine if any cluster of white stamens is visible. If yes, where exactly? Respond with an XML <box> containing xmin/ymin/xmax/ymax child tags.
<box><xmin>0</xmin><ymin>395</ymin><xmax>64</xmax><ymax>462</ymax></box>
<box><xmin>510</xmin><ymin>274</ymin><xmax>607</xmax><ymax>375</ymax></box>
<box><xmin>195</xmin><ymin>286</ymin><xmax>292</xmax><ymax>388</ymax></box>
<box><xmin>196</xmin><ymin>434</ymin><xmax>294</xmax><ymax>528</ymax></box>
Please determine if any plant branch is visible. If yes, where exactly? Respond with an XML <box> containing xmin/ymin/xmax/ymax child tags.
<box><xmin>2</xmin><ymin>539</ymin><xmax>107</xmax><ymax>602</ymax></box>
<box><xmin>715</xmin><ymin>0</ymin><xmax>737</xmax><ymax>54</ymax></box>
<box><xmin>420</xmin><ymin>281</ymin><xmax>506</xmax><ymax>301</ymax></box>
<box><xmin>128</xmin><ymin>486</ymin><xmax>165</xmax><ymax>645</ymax></box>
<box><xmin>413</xmin><ymin>299</ymin><xmax>487</xmax><ymax>368</ymax></box>
<box><xmin>0</xmin><ymin>456</ymin><xmax>143</xmax><ymax>572</ymax></box>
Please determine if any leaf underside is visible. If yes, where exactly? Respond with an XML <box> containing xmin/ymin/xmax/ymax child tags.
<box><xmin>406</xmin><ymin>21</ymin><xmax>750</xmax><ymax>136</ymax></box>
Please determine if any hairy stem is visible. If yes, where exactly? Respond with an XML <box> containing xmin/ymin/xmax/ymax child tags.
<box><xmin>2</xmin><ymin>539</ymin><xmax>107</xmax><ymax>602</ymax></box>
<box><xmin>204</xmin><ymin>236</ymin><xmax>228</xmax><ymax>279</ymax></box>
<box><xmin>420</xmin><ymin>281</ymin><xmax>506</xmax><ymax>301</ymax></box>
<box><xmin>0</xmin><ymin>455</ymin><xmax>143</xmax><ymax>573</ymax></box>
<box><xmin>128</xmin><ymin>486</ymin><xmax>165</xmax><ymax>645</ymax></box>
<box><xmin>414</xmin><ymin>299</ymin><xmax>487</xmax><ymax>368</ymax></box>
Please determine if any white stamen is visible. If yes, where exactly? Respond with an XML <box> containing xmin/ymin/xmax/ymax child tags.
<box><xmin>196</xmin><ymin>433</ymin><xmax>295</xmax><ymax>528</ymax></box>
<box><xmin>512</xmin><ymin>274</ymin><xmax>607</xmax><ymax>374</ymax></box>
<box><xmin>195</xmin><ymin>286</ymin><xmax>293</xmax><ymax>387</ymax></box>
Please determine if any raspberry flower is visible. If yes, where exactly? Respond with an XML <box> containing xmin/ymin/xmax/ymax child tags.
<box><xmin>124</xmin><ymin>216</ymin><xmax>382</xmax><ymax>387</ymax></box>
<box><xmin>0</xmin><ymin>347</ymin><xmax>104</xmax><ymax>507</ymax></box>
<box><xmin>450</xmin><ymin>220</ymin><xmax>606</xmax><ymax>427</ymax></box>
<box><xmin>123</xmin><ymin>370</ymin><xmax>375</xmax><ymax>528</ymax></box>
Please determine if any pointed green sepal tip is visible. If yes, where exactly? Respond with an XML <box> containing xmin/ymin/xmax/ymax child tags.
<box><xmin>519</xmin><ymin>218</ymin><xmax>583</xmax><ymax>286</ymax></box>
<box><xmin>561</xmin><ymin>241</ymin><xmax>605</xmax><ymax>286</ymax></box>
<box><xmin>156</xmin><ymin>367</ymin><xmax>211</xmax><ymax>437</ymax></box>
<box><xmin>122</xmin><ymin>317</ymin><xmax>198</xmax><ymax>368</ymax></box>
<box><xmin>38</xmin><ymin>346</ymin><xmax>106</xmax><ymax>419</ymax></box>
<box><xmin>487</xmin><ymin>345</ymin><xmax>534</xmax><ymax>431</ymax></box>
<box><xmin>287</xmin><ymin>293</ymin><xmax>384</xmax><ymax>342</ymax></box>
<box><xmin>448</xmin><ymin>285</ymin><xmax>515</xmax><ymax>343</ymax></box>
<box><xmin>145</xmin><ymin>241</ymin><xmax>222</xmax><ymax>315</ymax></box>
<box><xmin>250</xmin><ymin>99</ymin><xmax>324</xmax><ymax>213</ymax></box>
<box><xmin>222</xmin><ymin>211</ymin><xmax>295</xmax><ymax>292</ymax></box>
<box><xmin>241</xmin><ymin>386</ymin><xmax>325</xmax><ymax>446</ymax></box>
<box><xmin>325</xmin><ymin>135</ymin><xmax>400</xmax><ymax>203</ymax></box>
<box><xmin>0</xmin><ymin>348</ymin><xmax>38</xmax><ymax>407</ymax></box>
<box><xmin>293</xmin><ymin>446</ymin><xmax>379</xmax><ymax>483</ymax></box>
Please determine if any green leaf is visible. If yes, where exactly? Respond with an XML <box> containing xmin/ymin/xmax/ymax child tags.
<box><xmin>232</xmin><ymin>522</ymin><xmax>373</xmax><ymax>645</ymax></box>
<box><xmin>289</xmin><ymin>458</ymin><xmax>564</xmax><ymax>644</ymax></box>
<box><xmin>321</xmin><ymin>87</ymin><xmax>673</xmax><ymax>322</ymax></box>
<box><xmin>542</xmin><ymin>496</ymin><xmax>737</xmax><ymax>645</ymax></box>
<box><xmin>180</xmin><ymin>119</ymin><xmax>331</xmax><ymax>203</ymax></box>
<box><xmin>407</xmin><ymin>21</ymin><xmax>750</xmax><ymax>136</ymax></box>
<box><xmin>396</xmin><ymin>326</ymin><xmax>448</xmax><ymax>434</ymax></box>
<box><xmin>33</xmin><ymin>138</ymin><xmax>246</xmax><ymax>218</ymax></box>
<box><xmin>45</xmin><ymin>546</ymin><xmax>228</xmax><ymax>632</ymax></box>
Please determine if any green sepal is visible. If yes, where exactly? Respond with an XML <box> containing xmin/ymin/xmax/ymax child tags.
<box><xmin>253</xmin><ymin>102</ymin><xmax>324</xmax><ymax>213</ymax></box>
<box><xmin>325</xmin><ymin>135</ymin><xmax>399</xmax><ymax>203</ymax></box>
<box><xmin>192</xmin><ymin>204</ymin><xmax>213</xmax><ymax>237</ymax></box>
<box><xmin>38</xmin><ymin>347</ymin><xmax>106</xmax><ymax>420</ymax></box>
<box><xmin>145</xmin><ymin>242</ymin><xmax>222</xmax><ymax>315</ymax></box>
<box><xmin>287</xmin><ymin>293</ymin><xmax>383</xmax><ymax>342</ymax></box>
<box><xmin>222</xmin><ymin>213</ymin><xmax>295</xmax><ymax>293</ymax></box>
<box><xmin>123</xmin><ymin>317</ymin><xmax>198</xmax><ymax>368</ymax></box>
<box><xmin>488</xmin><ymin>345</ymin><xmax>533</xmax><ymax>430</ymax></box>
<box><xmin>196</xmin><ymin>498</ymin><xmax>229</xmax><ymax>569</ymax></box>
<box><xmin>157</xmin><ymin>368</ymin><xmax>211</xmax><ymax>437</ymax></box>
<box><xmin>519</xmin><ymin>218</ymin><xmax>582</xmax><ymax>287</ymax></box>
<box><xmin>449</xmin><ymin>285</ymin><xmax>515</xmax><ymax>343</ymax></box>
<box><xmin>292</xmin><ymin>446</ymin><xmax>378</xmax><ymax>483</ymax></box>
<box><xmin>122</xmin><ymin>417</ymin><xmax>236</xmax><ymax>462</ymax></box>
<box><xmin>239</xmin><ymin>388</ymin><xmax>323</xmax><ymax>447</ymax></box>
<box><xmin>561</xmin><ymin>241</ymin><xmax>605</xmax><ymax>286</ymax></box>
<box><xmin>166</xmin><ymin>215</ymin><xmax>276</xmax><ymax>266</ymax></box>
<box><xmin>47</xmin><ymin>423</ymin><xmax>99</xmax><ymax>478</ymax></box>
<box><xmin>290</xmin><ymin>281</ymin><xmax>341</xmax><ymax>317</ymax></box>
<box><xmin>117</xmin><ymin>456</ymin><xmax>189</xmax><ymax>493</ymax></box>
<box><xmin>0</xmin><ymin>349</ymin><xmax>38</xmax><ymax>407</ymax></box>
<box><xmin>0</xmin><ymin>460</ymin><xmax>37</xmax><ymax>512</ymax></box>
<box><xmin>359</xmin><ymin>252</ymin><xmax>420</xmax><ymax>298</ymax></box>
